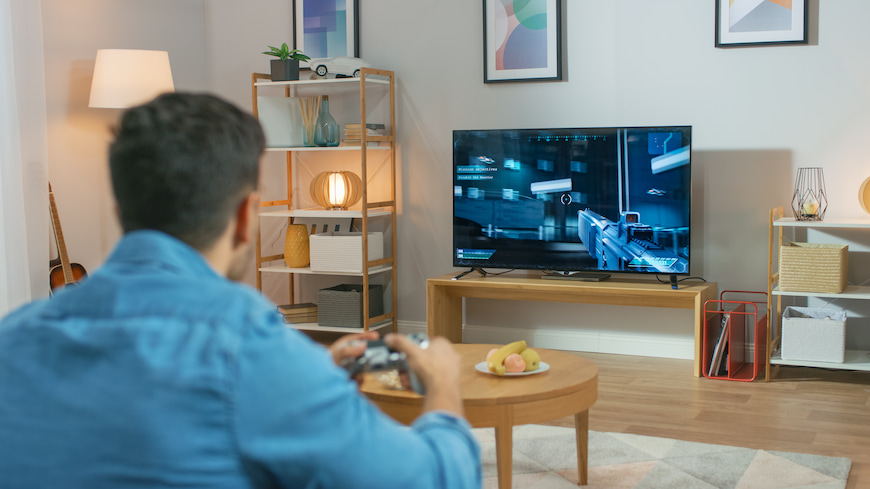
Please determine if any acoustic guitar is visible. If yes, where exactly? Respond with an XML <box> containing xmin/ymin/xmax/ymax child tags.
<box><xmin>49</xmin><ymin>183</ymin><xmax>87</xmax><ymax>293</ymax></box>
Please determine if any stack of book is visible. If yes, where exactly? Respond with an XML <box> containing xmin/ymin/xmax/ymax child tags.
<box><xmin>278</xmin><ymin>302</ymin><xmax>318</xmax><ymax>324</ymax></box>
<box><xmin>340</xmin><ymin>123</ymin><xmax>386</xmax><ymax>147</ymax></box>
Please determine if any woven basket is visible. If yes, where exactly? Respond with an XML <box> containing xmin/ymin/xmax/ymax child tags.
<box><xmin>317</xmin><ymin>284</ymin><xmax>384</xmax><ymax>328</ymax></box>
<box><xmin>779</xmin><ymin>242</ymin><xmax>848</xmax><ymax>293</ymax></box>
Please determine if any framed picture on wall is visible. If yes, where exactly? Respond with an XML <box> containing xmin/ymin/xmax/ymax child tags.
<box><xmin>483</xmin><ymin>0</ymin><xmax>562</xmax><ymax>83</ymax></box>
<box><xmin>715</xmin><ymin>0</ymin><xmax>808</xmax><ymax>47</ymax></box>
<box><xmin>293</xmin><ymin>0</ymin><xmax>360</xmax><ymax>67</ymax></box>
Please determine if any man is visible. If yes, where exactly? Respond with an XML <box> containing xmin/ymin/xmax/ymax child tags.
<box><xmin>0</xmin><ymin>93</ymin><xmax>481</xmax><ymax>488</ymax></box>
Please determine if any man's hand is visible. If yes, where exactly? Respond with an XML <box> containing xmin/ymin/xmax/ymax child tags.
<box><xmin>384</xmin><ymin>334</ymin><xmax>465</xmax><ymax>417</ymax></box>
<box><xmin>329</xmin><ymin>331</ymin><xmax>379</xmax><ymax>366</ymax></box>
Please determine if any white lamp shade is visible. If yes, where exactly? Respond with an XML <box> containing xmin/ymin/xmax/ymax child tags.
<box><xmin>88</xmin><ymin>49</ymin><xmax>175</xmax><ymax>109</ymax></box>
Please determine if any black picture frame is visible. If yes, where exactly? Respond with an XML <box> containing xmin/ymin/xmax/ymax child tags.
<box><xmin>483</xmin><ymin>0</ymin><xmax>562</xmax><ymax>83</ymax></box>
<box><xmin>293</xmin><ymin>0</ymin><xmax>360</xmax><ymax>67</ymax></box>
<box><xmin>715</xmin><ymin>0</ymin><xmax>808</xmax><ymax>47</ymax></box>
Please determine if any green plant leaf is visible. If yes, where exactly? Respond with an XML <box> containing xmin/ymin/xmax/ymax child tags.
<box><xmin>263</xmin><ymin>43</ymin><xmax>294</xmax><ymax>59</ymax></box>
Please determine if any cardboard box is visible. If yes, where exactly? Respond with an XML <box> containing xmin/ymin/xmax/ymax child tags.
<box><xmin>781</xmin><ymin>306</ymin><xmax>846</xmax><ymax>363</ymax></box>
<box><xmin>779</xmin><ymin>242</ymin><xmax>848</xmax><ymax>293</ymax></box>
<box><xmin>309</xmin><ymin>232</ymin><xmax>384</xmax><ymax>273</ymax></box>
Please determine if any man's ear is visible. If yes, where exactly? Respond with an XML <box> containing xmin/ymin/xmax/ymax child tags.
<box><xmin>233</xmin><ymin>191</ymin><xmax>259</xmax><ymax>247</ymax></box>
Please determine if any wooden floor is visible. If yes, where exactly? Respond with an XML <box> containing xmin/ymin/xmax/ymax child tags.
<box><xmin>542</xmin><ymin>352</ymin><xmax>870</xmax><ymax>489</ymax></box>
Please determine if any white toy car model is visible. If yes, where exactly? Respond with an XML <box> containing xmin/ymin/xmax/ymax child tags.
<box><xmin>308</xmin><ymin>57</ymin><xmax>372</xmax><ymax>78</ymax></box>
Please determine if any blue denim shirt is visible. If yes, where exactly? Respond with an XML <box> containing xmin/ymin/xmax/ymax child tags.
<box><xmin>0</xmin><ymin>231</ymin><xmax>481</xmax><ymax>488</ymax></box>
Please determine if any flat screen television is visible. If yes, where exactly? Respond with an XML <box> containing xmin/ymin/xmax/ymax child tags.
<box><xmin>452</xmin><ymin>126</ymin><xmax>692</xmax><ymax>278</ymax></box>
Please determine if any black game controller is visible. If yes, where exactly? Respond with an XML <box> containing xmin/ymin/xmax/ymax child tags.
<box><xmin>340</xmin><ymin>333</ymin><xmax>429</xmax><ymax>394</ymax></box>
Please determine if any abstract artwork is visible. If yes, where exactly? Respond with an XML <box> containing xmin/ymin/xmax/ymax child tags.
<box><xmin>294</xmin><ymin>0</ymin><xmax>359</xmax><ymax>64</ymax></box>
<box><xmin>483</xmin><ymin>0</ymin><xmax>561</xmax><ymax>83</ymax></box>
<box><xmin>716</xmin><ymin>0</ymin><xmax>807</xmax><ymax>47</ymax></box>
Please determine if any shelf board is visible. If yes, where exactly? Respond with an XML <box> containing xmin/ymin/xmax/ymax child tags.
<box><xmin>771</xmin><ymin>284</ymin><xmax>870</xmax><ymax>300</ymax></box>
<box><xmin>774</xmin><ymin>217</ymin><xmax>870</xmax><ymax>228</ymax></box>
<box><xmin>254</xmin><ymin>76</ymin><xmax>390</xmax><ymax>98</ymax></box>
<box><xmin>770</xmin><ymin>349</ymin><xmax>870</xmax><ymax>371</ymax></box>
<box><xmin>287</xmin><ymin>319</ymin><xmax>393</xmax><ymax>334</ymax></box>
<box><xmin>254</xmin><ymin>77</ymin><xmax>390</xmax><ymax>88</ymax></box>
<box><xmin>259</xmin><ymin>264</ymin><xmax>392</xmax><ymax>276</ymax></box>
<box><xmin>264</xmin><ymin>145</ymin><xmax>391</xmax><ymax>152</ymax></box>
<box><xmin>259</xmin><ymin>208</ymin><xmax>393</xmax><ymax>218</ymax></box>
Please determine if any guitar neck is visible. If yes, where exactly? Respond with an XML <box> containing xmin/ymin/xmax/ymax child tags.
<box><xmin>48</xmin><ymin>183</ymin><xmax>75</xmax><ymax>285</ymax></box>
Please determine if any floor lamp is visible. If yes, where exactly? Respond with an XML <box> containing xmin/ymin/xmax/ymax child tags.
<box><xmin>88</xmin><ymin>49</ymin><xmax>175</xmax><ymax>109</ymax></box>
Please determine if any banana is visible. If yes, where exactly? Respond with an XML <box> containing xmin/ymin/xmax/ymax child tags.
<box><xmin>519</xmin><ymin>348</ymin><xmax>540</xmax><ymax>372</ymax></box>
<box><xmin>487</xmin><ymin>340</ymin><xmax>527</xmax><ymax>376</ymax></box>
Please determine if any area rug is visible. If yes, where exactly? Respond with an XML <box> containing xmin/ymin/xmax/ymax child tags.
<box><xmin>473</xmin><ymin>425</ymin><xmax>851</xmax><ymax>489</ymax></box>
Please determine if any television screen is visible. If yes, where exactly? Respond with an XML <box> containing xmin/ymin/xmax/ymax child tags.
<box><xmin>452</xmin><ymin>126</ymin><xmax>692</xmax><ymax>276</ymax></box>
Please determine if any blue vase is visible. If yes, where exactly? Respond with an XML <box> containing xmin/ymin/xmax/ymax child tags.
<box><xmin>314</xmin><ymin>96</ymin><xmax>340</xmax><ymax>147</ymax></box>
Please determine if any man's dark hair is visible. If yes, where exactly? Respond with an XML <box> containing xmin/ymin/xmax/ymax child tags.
<box><xmin>109</xmin><ymin>92</ymin><xmax>265</xmax><ymax>251</ymax></box>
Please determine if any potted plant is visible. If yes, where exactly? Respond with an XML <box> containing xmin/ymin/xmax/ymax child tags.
<box><xmin>262</xmin><ymin>43</ymin><xmax>310</xmax><ymax>81</ymax></box>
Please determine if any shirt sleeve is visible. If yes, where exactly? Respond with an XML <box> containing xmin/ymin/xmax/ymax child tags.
<box><xmin>230</xmin><ymin>312</ymin><xmax>481</xmax><ymax>489</ymax></box>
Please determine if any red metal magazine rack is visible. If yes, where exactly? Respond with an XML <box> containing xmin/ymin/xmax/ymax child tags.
<box><xmin>703</xmin><ymin>291</ymin><xmax>768</xmax><ymax>381</ymax></box>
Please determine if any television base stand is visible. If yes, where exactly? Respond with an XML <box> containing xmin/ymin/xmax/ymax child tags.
<box><xmin>452</xmin><ymin>267</ymin><xmax>486</xmax><ymax>280</ymax></box>
<box><xmin>542</xmin><ymin>271</ymin><xmax>611</xmax><ymax>282</ymax></box>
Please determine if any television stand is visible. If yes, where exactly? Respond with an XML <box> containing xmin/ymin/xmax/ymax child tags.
<box><xmin>427</xmin><ymin>271</ymin><xmax>718</xmax><ymax>376</ymax></box>
<box><xmin>542</xmin><ymin>271</ymin><xmax>611</xmax><ymax>282</ymax></box>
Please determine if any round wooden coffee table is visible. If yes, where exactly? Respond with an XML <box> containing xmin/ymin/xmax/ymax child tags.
<box><xmin>360</xmin><ymin>343</ymin><xmax>598</xmax><ymax>489</ymax></box>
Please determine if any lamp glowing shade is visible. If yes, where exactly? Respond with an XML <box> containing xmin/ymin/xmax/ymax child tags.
<box><xmin>311</xmin><ymin>171</ymin><xmax>362</xmax><ymax>210</ymax></box>
<box><xmin>89</xmin><ymin>49</ymin><xmax>175</xmax><ymax>109</ymax></box>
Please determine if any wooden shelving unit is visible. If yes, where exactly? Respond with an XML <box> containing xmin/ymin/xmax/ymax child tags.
<box><xmin>766</xmin><ymin>207</ymin><xmax>870</xmax><ymax>380</ymax></box>
<box><xmin>251</xmin><ymin>69</ymin><xmax>398</xmax><ymax>334</ymax></box>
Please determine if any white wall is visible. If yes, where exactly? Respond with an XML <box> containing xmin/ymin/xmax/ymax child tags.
<box><xmin>203</xmin><ymin>0</ymin><xmax>296</xmax><ymax>293</ymax></box>
<box><xmin>40</xmin><ymin>0</ymin><xmax>870</xmax><ymax>358</ymax></box>
<box><xmin>41</xmin><ymin>0</ymin><xmax>207</xmax><ymax>274</ymax></box>
<box><xmin>351</xmin><ymin>0</ymin><xmax>870</xmax><ymax>357</ymax></box>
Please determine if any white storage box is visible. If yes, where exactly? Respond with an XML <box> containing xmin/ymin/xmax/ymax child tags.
<box><xmin>781</xmin><ymin>306</ymin><xmax>846</xmax><ymax>363</ymax></box>
<box><xmin>309</xmin><ymin>232</ymin><xmax>383</xmax><ymax>273</ymax></box>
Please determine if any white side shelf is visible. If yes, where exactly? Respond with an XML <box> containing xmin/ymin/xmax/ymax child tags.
<box><xmin>770</xmin><ymin>350</ymin><xmax>870</xmax><ymax>372</ymax></box>
<box><xmin>259</xmin><ymin>264</ymin><xmax>392</xmax><ymax>276</ymax></box>
<box><xmin>774</xmin><ymin>217</ymin><xmax>870</xmax><ymax>228</ymax></box>
<box><xmin>771</xmin><ymin>285</ymin><xmax>870</xmax><ymax>300</ymax></box>
<box><xmin>286</xmin><ymin>320</ymin><xmax>393</xmax><ymax>334</ymax></box>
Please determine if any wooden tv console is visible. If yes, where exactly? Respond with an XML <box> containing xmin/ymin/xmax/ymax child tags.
<box><xmin>427</xmin><ymin>272</ymin><xmax>718</xmax><ymax>377</ymax></box>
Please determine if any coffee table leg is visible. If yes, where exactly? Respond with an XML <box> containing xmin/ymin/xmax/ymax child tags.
<box><xmin>494</xmin><ymin>408</ymin><xmax>514</xmax><ymax>489</ymax></box>
<box><xmin>575</xmin><ymin>410</ymin><xmax>589</xmax><ymax>485</ymax></box>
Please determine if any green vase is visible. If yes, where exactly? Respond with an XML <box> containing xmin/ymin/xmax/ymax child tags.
<box><xmin>314</xmin><ymin>96</ymin><xmax>340</xmax><ymax>147</ymax></box>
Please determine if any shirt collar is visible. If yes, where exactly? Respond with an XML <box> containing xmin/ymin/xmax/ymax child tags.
<box><xmin>105</xmin><ymin>230</ymin><xmax>222</xmax><ymax>280</ymax></box>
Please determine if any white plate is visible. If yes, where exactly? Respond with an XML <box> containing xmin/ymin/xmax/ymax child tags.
<box><xmin>475</xmin><ymin>361</ymin><xmax>550</xmax><ymax>376</ymax></box>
